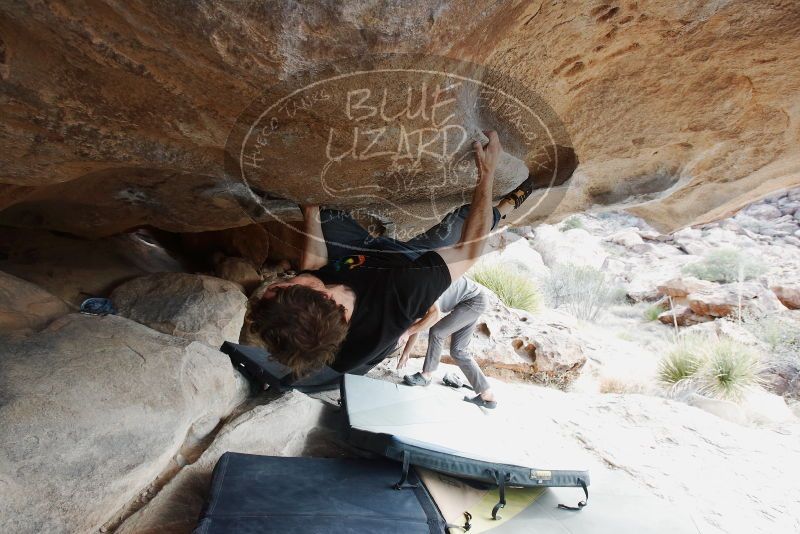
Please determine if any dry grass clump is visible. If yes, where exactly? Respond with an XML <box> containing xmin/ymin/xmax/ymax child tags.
<box><xmin>542</xmin><ymin>263</ymin><xmax>621</xmax><ymax>322</ymax></box>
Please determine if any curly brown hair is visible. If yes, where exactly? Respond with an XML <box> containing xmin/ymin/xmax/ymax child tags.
<box><xmin>248</xmin><ymin>284</ymin><xmax>348</xmax><ymax>376</ymax></box>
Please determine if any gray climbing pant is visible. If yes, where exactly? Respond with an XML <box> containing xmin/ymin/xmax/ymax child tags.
<box><xmin>422</xmin><ymin>291</ymin><xmax>491</xmax><ymax>394</ymax></box>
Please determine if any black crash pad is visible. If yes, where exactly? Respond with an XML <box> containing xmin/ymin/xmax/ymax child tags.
<box><xmin>193</xmin><ymin>452</ymin><xmax>446</xmax><ymax>534</ymax></box>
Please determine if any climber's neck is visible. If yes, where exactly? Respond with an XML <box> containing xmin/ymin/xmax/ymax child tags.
<box><xmin>326</xmin><ymin>283</ymin><xmax>356</xmax><ymax>323</ymax></box>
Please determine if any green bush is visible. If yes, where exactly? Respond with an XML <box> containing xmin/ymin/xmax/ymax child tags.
<box><xmin>696</xmin><ymin>338</ymin><xmax>762</xmax><ymax>401</ymax></box>
<box><xmin>682</xmin><ymin>247</ymin><xmax>766</xmax><ymax>283</ymax></box>
<box><xmin>657</xmin><ymin>334</ymin><xmax>706</xmax><ymax>390</ymax></box>
<box><xmin>657</xmin><ymin>334</ymin><xmax>763</xmax><ymax>400</ymax></box>
<box><xmin>469</xmin><ymin>263</ymin><xmax>540</xmax><ymax>313</ymax></box>
<box><xmin>541</xmin><ymin>263</ymin><xmax>616</xmax><ymax>321</ymax></box>
<box><xmin>643</xmin><ymin>304</ymin><xmax>664</xmax><ymax>322</ymax></box>
<box><xmin>560</xmin><ymin>216</ymin><xmax>584</xmax><ymax>232</ymax></box>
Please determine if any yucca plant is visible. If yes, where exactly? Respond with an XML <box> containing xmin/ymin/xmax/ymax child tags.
<box><xmin>696</xmin><ymin>338</ymin><xmax>763</xmax><ymax>402</ymax></box>
<box><xmin>657</xmin><ymin>334</ymin><xmax>707</xmax><ymax>392</ymax></box>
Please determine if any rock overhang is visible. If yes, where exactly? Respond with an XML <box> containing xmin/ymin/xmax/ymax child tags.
<box><xmin>0</xmin><ymin>0</ymin><xmax>798</xmax><ymax>237</ymax></box>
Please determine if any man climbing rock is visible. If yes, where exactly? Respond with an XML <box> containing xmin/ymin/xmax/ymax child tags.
<box><xmin>398</xmin><ymin>276</ymin><xmax>497</xmax><ymax>408</ymax></box>
<box><xmin>250</xmin><ymin>131</ymin><xmax>544</xmax><ymax>377</ymax></box>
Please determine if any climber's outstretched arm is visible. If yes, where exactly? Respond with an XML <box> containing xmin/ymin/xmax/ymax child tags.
<box><xmin>298</xmin><ymin>204</ymin><xmax>328</xmax><ymax>271</ymax></box>
<box><xmin>436</xmin><ymin>131</ymin><xmax>501</xmax><ymax>281</ymax></box>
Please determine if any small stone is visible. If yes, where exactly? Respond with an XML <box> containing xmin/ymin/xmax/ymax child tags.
<box><xmin>743</xmin><ymin>204</ymin><xmax>782</xmax><ymax>220</ymax></box>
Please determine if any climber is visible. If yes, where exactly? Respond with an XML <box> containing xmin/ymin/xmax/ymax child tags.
<box><xmin>398</xmin><ymin>276</ymin><xmax>497</xmax><ymax>408</ymax></box>
<box><xmin>249</xmin><ymin>131</ymin><xmax>544</xmax><ymax>377</ymax></box>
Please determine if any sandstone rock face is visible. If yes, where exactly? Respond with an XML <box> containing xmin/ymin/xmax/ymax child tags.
<box><xmin>687</xmin><ymin>282</ymin><xmax>787</xmax><ymax>318</ymax></box>
<box><xmin>117</xmin><ymin>391</ymin><xmax>333</xmax><ymax>534</ymax></box>
<box><xmin>0</xmin><ymin>227</ymin><xmax>186</xmax><ymax>305</ymax></box>
<box><xmin>771</xmin><ymin>284</ymin><xmax>800</xmax><ymax>310</ymax></box>
<box><xmin>0</xmin><ymin>314</ymin><xmax>249</xmax><ymax>534</ymax></box>
<box><xmin>0</xmin><ymin>271</ymin><xmax>70</xmax><ymax>334</ymax></box>
<box><xmin>657</xmin><ymin>304</ymin><xmax>711</xmax><ymax>327</ymax></box>
<box><xmin>403</xmin><ymin>286</ymin><xmax>587</xmax><ymax>387</ymax></box>
<box><xmin>1</xmin><ymin>2</ymin><xmax>798</xmax><ymax>238</ymax></box>
<box><xmin>657</xmin><ymin>276</ymin><xmax>716</xmax><ymax>300</ymax></box>
<box><xmin>111</xmin><ymin>273</ymin><xmax>248</xmax><ymax>348</ymax></box>
<box><xmin>465</xmin><ymin>290</ymin><xmax>586</xmax><ymax>386</ymax></box>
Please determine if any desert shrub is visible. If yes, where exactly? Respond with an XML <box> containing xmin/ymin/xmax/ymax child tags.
<box><xmin>696</xmin><ymin>338</ymin><xmax>762</xmax><ymax>401</ymax></box>
<box><xmin>658</xmin><ymin>334</ymin><xmax>763</xmax><ymax>400</ymax></box>
<box><xmin>657</xmin><ymin>333</ymin><xmax>706</xmax><ymax>391</ymax></box>
<box><xmin>682</xmin><ymin>247</ymin><xmax>766</xmax><ymax>283</ymax></box>
<box><xmin>738</xmin><ymin>312</ymin><xmax>800</xmax><ymax>390</ymax></box>
<box><xmin>469</xmin><ymin>263</ymin><xmax>540</xmax><ymax>313</ymax></box>
<box><xmin>739</xmin><ymin>312</ymin><xmax>800</xmax><ymax>356</ymax></box>
<box><xmin>560</xmin><ymin>216</ymin><xmax>584</xmax><ymax>232</ymax></box>
<box><xmin>541</xmin><ymin>263</ymin><xmax>617</xmax><ymax>321</ymax></box>
<box><xmin>643</xmin><ymin>304</ymin><xmax>664</xmax><ymax>322</ymax></box>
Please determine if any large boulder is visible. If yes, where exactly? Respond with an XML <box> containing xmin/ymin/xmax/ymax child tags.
<box><xmin>606</xmin><ymin>228</ymin><xmax>645</xmax><ymax>248</ymax></box>
<box><xmin>771</xmin><ymin>283</ymin><xmax>800</xmax><ymax>310</ymax></box>
<box><xmin>116</xmin><ymin>391</ymin><xmax>334</xmax><ymax>534</ymax></box>
<box><xmin>111</xmin><ymin>273</ymin><xmax>247</xmax><ymax>348</ymax></box>
<box><xmin>0</xmin><ymin>271</ymin><xmax>70</xmax><ymax>334</ymax></box>
<box><xmin>466</xmin><ymin>291</ymin><xmax>586</xmax><ymax>387</ymax></box>
<box><xmin>213</xmin><ymin>256</ymin><xmax>263</xmax><ymax>295</ymax></box>
<box><xmin>687</xmin><ymin>281</ymin><xmax>788</xmax><ymax>318</ymax></box>
<box><xmin>530</xmin><ymin>225</ymin><xmax>607</xmax><ymax>270</ymax></box>
<box><xmin>403</xmin><ymin>289</ymin><xmax>586</xmax><ymax>387</ymax></box>
<box><xmin>657</xmin><ymin>276</ymin><xmax>717</xmax><ymax>300</ymax></box>
<box><xmin>657</xmin><ymin>304</ymin><xmax>712</xmax><ymax>327</ymax></box>
<box><xmin>2</xmin><ymin>2</ymin><xmax>799</xmax><ymax>236</ymax></box>
<box><xmin>0</xmin><ymin>314</ymin><xmax>249</xmax><ymax>534</ymax></box>
<box><xmin>480</xmin><ymin>234</ymin><xmax>550</xmax><ymax>280</ymax></box>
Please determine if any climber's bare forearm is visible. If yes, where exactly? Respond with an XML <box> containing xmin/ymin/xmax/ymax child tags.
<box><xmin>437</xmin><ymin>131</ymin><xmax>501</xmax><ymax>281</ymax></box>
<box><xmin>409</xmin><ymin>304</ymin><xmax>440</xmax><ymax>335</ymax></box>
<box><xmin>298</xmin><ymin>205</ymin><xmax>328</xmax><ymax>271</ymax></box>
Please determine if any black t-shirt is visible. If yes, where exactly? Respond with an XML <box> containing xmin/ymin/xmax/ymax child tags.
<box><xmin>309</xmin><ymin>251</ymin><xmax>451</xmax><ymax>373</ymax></box>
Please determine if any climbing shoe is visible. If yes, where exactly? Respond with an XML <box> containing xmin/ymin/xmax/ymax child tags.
<box><xmin>442</xmin><ymin>372</ymin><xmax>472</xmax><ymax>390</ymax></box>
<box><xmin>463</xmin><ymin>394</ymin><xmax>497</xmax><ymax>410</ymax></box>
<box><xmin>502</xmin><ymin>145</ymin><xmax>578</xmax><ymax>209</ymax></box>
<box><xmin>502</xmin><ymin>173</ymin><xmax>539</xmax><ymax>209</ymax></box>
<box><xmin>403</xmin><ymin>372</ymin><xmax>432</xmax><ymax>387</ymax></box>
